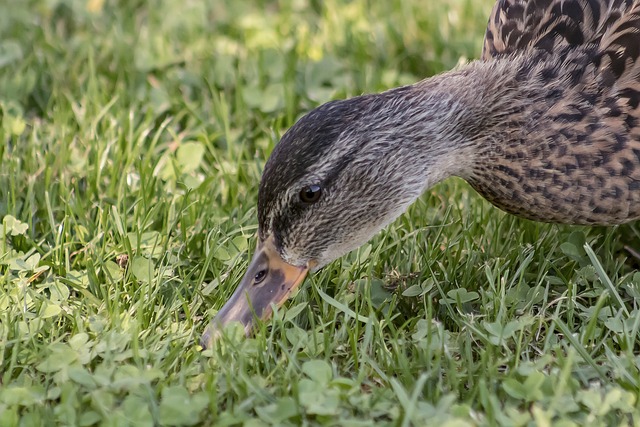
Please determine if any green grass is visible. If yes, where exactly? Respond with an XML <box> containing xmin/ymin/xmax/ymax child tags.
<box><xmin>2</xmin><ymin>0</ymin><xmax>640</xmax><ymax>425</ymax></box>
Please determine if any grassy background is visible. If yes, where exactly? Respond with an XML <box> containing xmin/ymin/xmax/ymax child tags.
<box><xmin>2</xmin><ymin>0</ymin><xmax>640</xmax><ymax>425</ymax></box>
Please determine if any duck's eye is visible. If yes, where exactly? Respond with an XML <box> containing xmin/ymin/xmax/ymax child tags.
<box><xmin>254</xmin><ymin>269</ymin><xmax>267</xmax><ymax>284</ymax></box>
<box><xmin>299</xmin><ymin>185</ymin><xmax>322</xmax><ymax>204</ymax></box>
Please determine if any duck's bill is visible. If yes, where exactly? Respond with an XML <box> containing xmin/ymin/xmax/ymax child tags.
<box><xmin>200</xmin><ymin>237</ymin><xmax>308</xmax><ymax>349</ymax></box>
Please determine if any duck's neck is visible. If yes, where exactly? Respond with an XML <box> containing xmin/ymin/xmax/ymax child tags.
<box><xmin>379</xmin><ymin>58</ymin><xmax>527</xmax><ymax>190</ymax></box>
<box><xmin>374</xmin><ymin>53</ymin><xmax>623</xmax><ymax>225</ymax></box>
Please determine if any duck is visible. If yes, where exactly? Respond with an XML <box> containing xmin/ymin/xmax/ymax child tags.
<box><xmin>201</xmin><ymin>0</ymin><xmax>640</xmax><ymax>348</ymax></box>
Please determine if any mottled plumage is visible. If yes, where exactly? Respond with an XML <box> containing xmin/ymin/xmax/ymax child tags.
<box><xmin>203</xmin><ymin>0</ymin><xmax>640</xmax><ymax>345</ymax></box>
<box><xmin>475</xmin><ymin>0</ymin><xmax>640</xmax><ymax>224</ymax></box>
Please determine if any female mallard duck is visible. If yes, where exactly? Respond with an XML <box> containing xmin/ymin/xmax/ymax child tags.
<box><xmin>202</xmin><ymin>0</ymin><xmax>640</xmax><ymax>347</ymax></box>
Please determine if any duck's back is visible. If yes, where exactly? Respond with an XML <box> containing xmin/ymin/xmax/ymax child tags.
<box><xmin>464</xmin><ymin>0</ymin><xmax>640</xmax><ymax>225</ymax></box>
<box><xmin>483</xmin><ymin>0</ymin><xmax>638</xmax><ymax>59</ymax></box>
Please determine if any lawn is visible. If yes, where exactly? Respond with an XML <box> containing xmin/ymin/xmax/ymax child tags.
<box><xmin>1</xmin><ymin>0</ymin><xmax>640</xmax><ymax>425</ymax></box>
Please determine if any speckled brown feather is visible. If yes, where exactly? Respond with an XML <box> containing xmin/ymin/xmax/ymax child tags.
<box><xmin>468</xmin><ymin>0</ymin><xmax>640</xmax><ymax>224</ymax></box>
<box><xmin>483</xmin><ymin>0</ymin><xmax>637</xmax><ymax>59</ymax></box>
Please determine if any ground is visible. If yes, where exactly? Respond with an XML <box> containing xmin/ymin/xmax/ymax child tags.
<box><xmin>1</xmin><ymin>0</ymin><xmax>639</xmax><ymax>425</ymax></box>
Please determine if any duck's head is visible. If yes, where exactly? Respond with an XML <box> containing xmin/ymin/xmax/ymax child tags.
<box><xmin>201</xmin><ymin>84</ymin><xmax>460</xmax><ymax>347</ymax></box>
